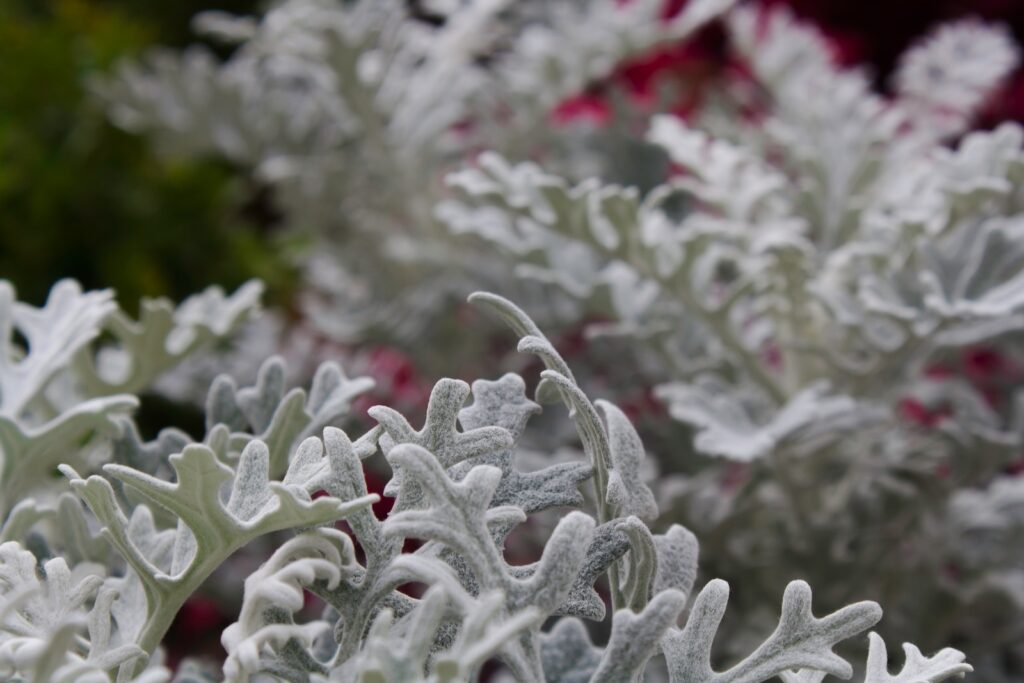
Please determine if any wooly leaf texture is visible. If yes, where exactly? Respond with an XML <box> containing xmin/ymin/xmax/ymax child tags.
<box><xmin>0</xmin><ymin>281</ymin><xmax>973</xmax><ymax>683</ymax></box>
<box><xmin>4</xmin><ymin>2</ymin><xmax>1013</xmax><ymax>678</ymax></box>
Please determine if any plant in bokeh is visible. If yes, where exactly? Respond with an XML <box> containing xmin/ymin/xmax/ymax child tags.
<box><xmin>0</xmin><ymin>0</ymin><xmax>288</xmax><ymax>308</ymax></box>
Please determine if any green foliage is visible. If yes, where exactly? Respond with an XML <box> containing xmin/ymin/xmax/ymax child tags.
<box><xmin>0</xmin><ymin>0</ymin><xmax>288</xmax><ymax>309</ymax></box>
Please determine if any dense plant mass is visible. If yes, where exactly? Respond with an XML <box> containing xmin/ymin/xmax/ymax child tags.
<box><xmin>3</xmin><ymin>0</ymin><xmax>1024</xmax><ymax>680</ymax></box>
<box><xmin>0</xmin><ymin>281</ymin><xmax>973</xmax><ymax>682</ymax></box>
<box><xmin>95</xmin><ymin>0</ymin><xmax>740</xmax><ymax>342</ymax></box>
<box><xmin>436</xmin><ymin>8</ymin><xmax>1024</xmax><ymax>676</ymax></box>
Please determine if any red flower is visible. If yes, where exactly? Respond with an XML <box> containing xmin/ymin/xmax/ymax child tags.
<box><xmin>761</xmin><ymin>343</ymin><xmax>784</xmax><ymax>372</ymax></box>
<box><xmin>980</xmin><ymin>71</ymin><xmax>1024</xmax><ymax>125</ymax></box>
<box><xmin>166</xmin><ymin>594</ymin><xmax>231</xmax><ymax>669</ymax></box>
<box><xmin>354</xmin><ymin>346</ymin><xmax>431</xmax><ymax>418</ymax></box>
<box><xmin>923</xmin><ymin>362</ymin><xmax>956</xmax><ymax>380</ymax></box>
<box><xmin>175</xmin><ymin>596</ymin><xmax>224</xmax><ymax>633</ymax></box>
<box><xmin>1006</xmin><ymin>457</ymin><xmax>1024</xmax><ymax>477</ymax></box>
<box><xmin>364</xmin><ymin>468</ymin><xmax>395</xmax><ymax>518</ymax></box>
<box><xmin>619</xmin><ymin>387</ymin><xmax>668</xmax><ymax>422</ymax></box>
<box><xmin>898</xmin><ymin>397</ymin><xmax>951</xmax><ymax>428</ymax></box>
<box><xmin>961</xmin><ymin>346</ymin><xmax>1006</xmax><ymax>383</ymax></box>
<box><xmin>551</xmin><ymin>94</ymin><xmax>612</xmax><ymax>126</ymax></box>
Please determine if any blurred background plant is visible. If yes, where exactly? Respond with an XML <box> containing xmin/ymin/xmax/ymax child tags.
<box><xmin>5</xmin><ymin>1</ymin><xmax>1023</xmax><ymax>307</ymax></box>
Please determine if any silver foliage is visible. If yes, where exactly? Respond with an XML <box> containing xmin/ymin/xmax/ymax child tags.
<box><xmin>0</xmin><ymin>279</ymin><xmax>261</xmax><ymax>521</ymax></box>
<box><xmin>0</xmin><ymin>283</ymin><xmax>966</xmax><ymax>682</ymax></box>
<box><xmin>69</xmin><ymin>0</ymin><xmax>1024</xmax><ymax>678</ymax></box>
<box><xmin>95</xmin><ymin>0</ymin><xmax>734</xmax><ymax>343</ymax></box>
<box><xmin>434</xmin><ymin>4</ymin><xmax>1024</xmax><ymax>675</ymax></box>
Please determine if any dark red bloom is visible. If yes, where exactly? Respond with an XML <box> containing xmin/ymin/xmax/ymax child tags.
<box><xmin>551</xmin><ymin>94</ymin><xmax>612</xmax><ymax>126</ymax></box>
<box><xmin>962</xmin><ymin>346</ymin><xmax>1007</xmax><ymax>383</ymax></box>
<box><xmin>898</xmin><ymin>397</ymin><xmax>952</xmax><ymax>428</ymax></box>
<box><xmin>924</xmin><ymin>362</ymin><xmax>956</xmax><ymax>380</ymax></box>
<box><xmin>354</xmin><ymin>346</ymin><xmax>431</xmax><ymax>418</ymax></box>
<box><xmin>175</xmin><ymin>596</ymin><xmax>224</xmax><ymax>633</ymax></box>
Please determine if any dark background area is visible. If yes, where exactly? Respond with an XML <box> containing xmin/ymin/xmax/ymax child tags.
<box><xmin>0</xmin><ymin>0</ymin><xmax>289</xmax><ymax>311</ymax></box>
<box><xmin>785</xmin><ymin>0</ymin><xmax>1024</xmax><ymax>126</ymax></box>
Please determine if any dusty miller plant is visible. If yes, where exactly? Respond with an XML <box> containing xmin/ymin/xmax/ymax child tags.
<box><xmin>91</xmin><ymin>0</ymin><xmax>1024</xmax><ymax>678</ymax></box>
<box><xmin>94</xmin><ymin>0</ymin><xmax>738</xmax><ymax>345</ymax></box>
<box><xmin>435</xmin><ymin>4</ymin><xmax>1024</xmax><ymax>678</ymax></box>
<box><xmin>0</xmin><ymin>278</ymin><xmax>973</xmax><ymax>682</ymax></box>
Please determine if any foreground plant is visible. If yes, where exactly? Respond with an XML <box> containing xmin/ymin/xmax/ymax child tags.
<box><xmin>0</xmin><ymin>278</ymin><xmax>262</xmax><ymax>521</ymax></box>
<box><xmin>88</xmin><ymin>0</ymin><xmax>1024</xmax><ymax>678</ymax></box>
<box><xmin>0</xmin><ymin>281</ymin><xmax>970</xmax><ymax>682</ymax></box>
<box><xmin>437</xmin><ymin>5</ymin><xmax>1024</xmax><ymax>675</ymax></box>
